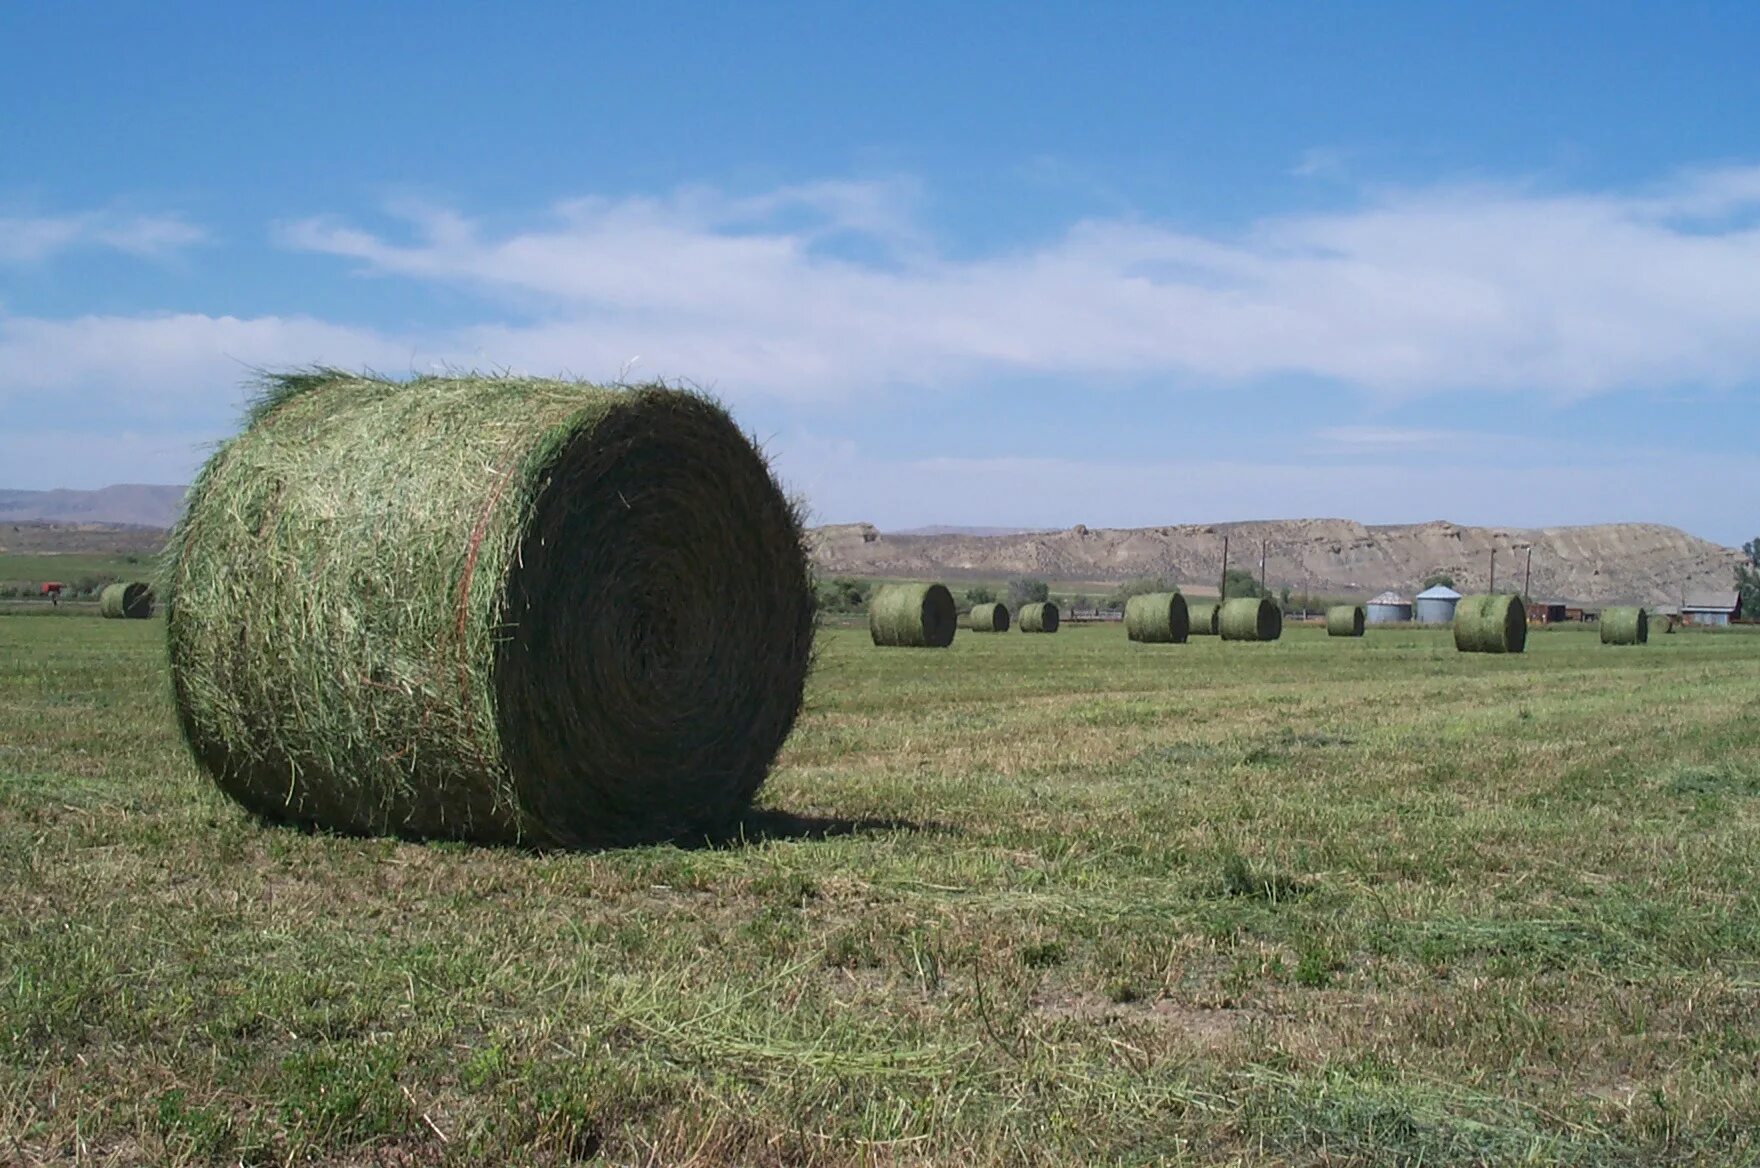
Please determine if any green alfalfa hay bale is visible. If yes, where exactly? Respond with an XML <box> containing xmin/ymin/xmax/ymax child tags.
<box><xmin>1125</xmin><ymin>592</ymin><xmax>1188</xmax><ymax>643</ymax></box>
<box><xmin>1018</xmin><ymin>601</ymin><xmax>1059</xmax><ymax>633</ymax></box>
<box><xmin>1601</xmin><ymin>606</ymin><xmax>1649</xmax><ymax>646</ymax></box>
<box><xmin>165</xmin><ymin>370</ymin><xmax>815</xmax><ymax>849</ymax></box>
<box><xmin>99</xmin><ymin>581</ymin><xmax>154</xmax><ymax>619</ymax></box>
<box><xmin>870</xmin><ymin>582</ymin><xmax>957</xmax><ymax>647</ymax></box>
<box><xmin>1453</xmin><ymin>593</ymin><xmax>1528</xmax><ymax>654</ymax></box>
<box><xmin>1326</xmin><ymin>604</ymin><xmax>1365</xmax><ymax>637</ymax></box>
<box><xmin>968</xmin><ymin>601</ymin><xmax>1010</xmax><ymax>632</ymax></box>
<box><xmin>1187</xmin><ymin>602</ymin><xmax>1220</xmax><ymax>636</ymax></box>
<box><xmin>1219</xmin><ymin>597</ymin><xmax>1282</xmax><ymax>642</ymax></box>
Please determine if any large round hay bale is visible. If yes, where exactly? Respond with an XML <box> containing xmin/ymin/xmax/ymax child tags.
<box><xmin>870</xmin><ymin>582</ymin><xmax>956</xmax><ymax>647</ymax></box>
<box><xmin>1125</xmin><ymin>592</ymin><xmax>1188</xmax><ymax>643</ymax></box>
<box><xmin>968</xmin><ymin>601</ymin><xmax>1010</xmax><ymax>633</ymax></box>
<box><xmin>1018</xmin><ymin>601</ymin><xmax>1059</xmax><ymax>633</ymax></box>
<box><xmin>1187</xmin><ymin>602</ymin><xmax>1220</xmax><ymax>636</ymax></box>
<box><xmin>1219</xmin><ymin>597</ymin><xmax>1282</xmax><ymax>642</ymax></box>
<box><xmin>1326</xmin><ymin>604</ymin><xmax>1365</xmax><ymax>637</ymax></box>
<box><xmin>1601</xmin><ymin>606</ymin><xmax>1649</xmax><ymax>646</ymax></box>
<box><xmin>1453</xmin><ymin>594</ymin><xmax>1528</xmax><ymax>654</ymax></box>
<box><xmin>99</xmin><ymin>581</ymin><xmax>154</xmax><ymax>619</ymax></box>
<box><xmin>165</xmin><ymin>371</ymin><xmax>815</xmax><ymax>848</ymax></box>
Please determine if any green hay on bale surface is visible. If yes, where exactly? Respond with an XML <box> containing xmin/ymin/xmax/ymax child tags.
<box><xmin>1453</xmin><ymin>594</ymin><xmax>1528</xmax><ymax>654</ymax></box>
<box><xmin>869</xmin><ymin>583</ymin><xmax>957</xmax><ymax>647</ymax></box>
<box><xmin>1219</xmin><ymin>597</ymin><xmax>1282</xmax><ymax>642</ymax></box>
<box><xmin>968</xmin><ymin>601</ymin><xmax>1010</xmax><ymax>632</ymax></box>
<box><xmin>1187</xmin><ymin>602</ymin><xmax>1220</xmax><ymax>636</ymax></box>
<box><xmin>1125</xmin><ymin>592</ymin><xmax>1188</xmax><ymax>643</ymax></box>
<box><xmin>165</xmin><ymin>371</ymin><xmax>815</xmax><ymax>849</ymax></box>
<box><xmin>99</xmin><ymin>581</ymin><xmax>154</xmax><ymax>619</ymax></box>
<box><xmin>1018</xmin><ymin>601</ymin><xmax>1059</xmax><ymax>633</ymax></box>
<box><xmin>1326</xmin><ymin>604</ymin><xmax>1365</xmax><ymax>637</ymax></box>
<box><xmin>1601</xmin><ymin>606</ymin><xmax>1649</xmax><ymax>646</ymax></box>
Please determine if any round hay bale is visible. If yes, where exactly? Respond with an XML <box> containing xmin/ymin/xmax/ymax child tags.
<box><xmin>1018</xmin><ymin>601</ymin><xmax>1059</xmax><ymax>633</ymax></box>
<box><xmin>1125</xmin><ymin>592</ymin><xmax>1188</xmax><ymax>643</ymax></box>
<box><xmin>1186</xmin><ymin>602</ymin><xmax>1220</xmax><ymax>636</ymax></box>
<box><xmin>968</xmin><ymin>601</ymin><xmax>1010</xmax><ymax>633</ymax></box>
<box><xmin>1453</xmin><ymin>594</ymin><xmax>1528</xmax><ymax>654</ymax></box>
<box><xmin>1219</xmin><ymin>597</ymin><xmax>1282</xmax><ymax>642</ymax></box>
<box><xmin>99</xmin><ymin>581</ymin><xmax>154</xmax><ymax>619</ymax></box>
<box><xmin>1326</xmin><ymin>604</ymin><xmax>1365</xmax><ymax>637</ymax></box>
<box><xmin>165</xmin><ymin>371</ymin><xmax>815</xmax><ymax>849</ymax></box>
<box><xmin>870</xmin><ymin>583</ymin><xmax>956</xmax><ymax>647</ymax></box>
<box><xmin>1601</xmin><ymin>606</ymin><xmax>1649</xmax><ymax>646</ymax></box>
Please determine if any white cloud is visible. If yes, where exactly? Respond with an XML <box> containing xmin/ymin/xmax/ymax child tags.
<box><xmin>0</xmin><ymin>209</ymin><xmax>205</xmax><ymax>263</ymax></box>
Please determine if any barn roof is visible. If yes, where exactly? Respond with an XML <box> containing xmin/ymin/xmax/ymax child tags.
<box><xmin>1682</xmin><ymin>591</ymin><xmax>1739</xmax><ymax>612</ymax></box>
<box><xmin>1415</xmin><ymin>585</ymin><xmax>1462</xmax><ymax>600</ymax></box>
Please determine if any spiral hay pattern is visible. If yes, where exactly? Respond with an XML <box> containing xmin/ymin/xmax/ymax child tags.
<box><xmin>1219</xmin><ymin>597</ymin><xmax>1282</xmax><ymax>642</ymax></box>
<box><xmin>869</xmin><ymin>583</ymin><xmax>956</xmax><ymax>647</ymax></box>
<box><xmin>1453</xmin><ymin>594</ymin><xmax>1528</xmax><ymax>654</ymax></box>
<box><xmin>100</xmin><ymin>581</ymin><xmax>154</xmax><ymax>619</ymax></box>
<box><xmin>1326</xmin><ymin>605</ymin><xmax>1365</xmax><ymax>637</ymax></box>
<box><xmin>969</xmin><ymin>601</ymin><xmax>1010</xmax><ymax>632</ymax></box>
<box><xmin>1018</xmin><ymin>601</ymin><xmax>1059</xmax><ymax>633</ymax></box>
<box><xmin>1125</xmin><ymin>592</ymin><xmax>1188</xmax><ymax>643</ymax></box>
<box><xmin>1601</xmin><ymin>606</ymin><xmax>1649</xmax><ymax>646</ymax></box>
<box><xmin>165</xmin><ymin>371</ymin><xmax>815</xmax><ymax>849</ymax></box>
<box><xmin>1187</xmin><ymin>602</ymin><xmax>1220</xmax><ymax>636</ymax></box>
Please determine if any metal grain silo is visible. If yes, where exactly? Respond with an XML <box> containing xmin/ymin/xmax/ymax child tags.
<box><xmin>1365</xmin><ymin>591</ymin><xmax>1412</xmax><ymax>624</ymax></box>
<box><xmin>1414</xmin><ymin>585</ymin><xmax>1463</xmax><ymax>625</ymax></box>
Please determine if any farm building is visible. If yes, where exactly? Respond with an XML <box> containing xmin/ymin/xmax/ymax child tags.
<box><xmin>1527</xmin><ymin>600</ymin><xmax>1568</xmax><ymax>624</ymax></box>
<box><xmin>1413</xmin><ymin>585</ymin><xmax>1462</xmax><ymax>624</ymax></box>
<box><xmin>1682</xmin><ymin>591</ymin><xmax>1741</xmax><ymax>627</ymax></box>
<box><xmin>1366</xmin><ymin>591</ymin><xmax>1411</xmax><ymax>624</ymax></box>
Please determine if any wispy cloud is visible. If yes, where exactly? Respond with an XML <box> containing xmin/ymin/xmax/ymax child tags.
<box><xmin>0</xmin><ymin>209</ymin><xmax>205</xmax><ymax>263</ymax></box>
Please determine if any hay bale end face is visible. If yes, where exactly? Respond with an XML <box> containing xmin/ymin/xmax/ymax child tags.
<box><xmin>1326</xmin><ymin>604</ymin><xmax>1365</xmax><ymax>637</ymax></box>
<box><xmin>870</xmin><ymin>582</ymin><xmax>957</xmax><ymax>647</ymax></box>
<box><xmin>1125</xmin><ymin>592</ymin><xmax>1188</xmax><ymax>643</ymax></box>
<box><xmin>1219</xmin><ymin>597</ymin><xmax>1282</xmax><ymax>642</ymax></box>
<box><xmin>1601</xmin><ymin>606</ymin><xmax>1649</xmax><ymax>646</ymax></box>
<box><xmin>1018</xmin><ymin>601</ymin><xmax>1060</xmax><ymax>633</ymax></box>
<box><xmin>968</xmin><ymin>601</ymin><xmax>1010</xmax><ymax>633</ymax></box>
<box><xmin>1186</xmin><ymin>602</ymin><xmax>1220</xmax><ymax>636</ymax></box>
<box><xmin>99</xmin><ymin>581</ymin><xmax>154</xmax><ymax>619</ymax></box>
<box><xmin>1453</xmin><ymin>594</ymin><xmax>1528</xmax><ymax>654</ymax></box>
<box><xmin>166</xmin><ymin>371</ymin><xmax>816</xmax><ymax>849</ymax></box>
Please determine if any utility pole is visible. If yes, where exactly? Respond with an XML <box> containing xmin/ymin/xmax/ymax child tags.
<box><xmin>1523</xmin><ymin>546</ymin><xmax>1533</xmax><ymax>600</ymax></box>
<box><xmin>1220</xmin><ymin>534</ymin><xmax>1229</xmax><ymax>600</ymax></box>
<box><xmin>1489</xmin><ymin>548</ymin><xmax>1497</xmax><ymax>593</ymax></box>
<box><xmin>1260</xmin><ymin>539</ymin><xmax>1269</xmax><ymax>595</ymax></box>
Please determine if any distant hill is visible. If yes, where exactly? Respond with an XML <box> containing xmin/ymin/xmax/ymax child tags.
<box><xmin>0</xmin><ymin>485</ymin><xmax>186</xmax><ymax>530</ymax></box>
<box><xmin>809</xmin><ymin>518</ymin><xmax>1743</xmax><ymax>607</ymax></box>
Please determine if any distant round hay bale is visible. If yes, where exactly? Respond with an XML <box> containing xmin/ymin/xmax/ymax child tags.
<box><xmin>1453</xmin><ymin>594</ymin><xmax>1528</xmax><ymax>654</ymax></box>
<box><xmin>1125</xmin><ymin>592</ymin><xmax>1188</xmax><ymax>643</ymax></box>
<box><xmin>1187</xmin><ymin>602</ymin><xmax>1220</xmax><ymax>636</ymax></box>
<box><xmin>1018</xmin><ymin>601</ymin><xmax>1059</xmax><ymax>633</ymax></box>
<box><xmin>1326</xmin><ymin>604</ymin><xmax>1365</xmax><ymax>637</ymax></box>
<box><xmin>1601</xmin><ymin>606</ymin><xmax>1649</xmax><ymax>646</ymax></box>
<box><xmin>1219</xmin><ymin>597</ymin><xmax>1282</xmax><ymax>642</ymax></box>
<box><xmin>870</xmin><ymin>583</ymin><xmax>956</xmax><ymax>647</ymax></box>
<box><xmin>165</xmin><ymin>371</ymin><xmax>815</xmax><ymax>849</ymax></box>
<box><xmin>99</xmin><ymin>581</ymin><xmax>155</xmax><ymax>619</ymax></box>
<box><xmin>968</xmin><ymin>601</ymin><xmax>1010</xmax><ymax>633</ymax></box>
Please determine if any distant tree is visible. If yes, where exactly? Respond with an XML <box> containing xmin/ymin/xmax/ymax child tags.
<box><xmin>815</xmin><ymin>576</ymin><xmax>870</xmax><ymax>613</ymax></box>
<box><xmin>1278</xmin><ymin>585</ymin><xmax>1292</xmax><ymax>612</ymax></box>
<box><xmin>1221</xmin><ymin>568</ymin><xmax>1265</xmax><ymax>600</ymax></box>
<box><xmin>1737</xmin><ymin>538</ymin><xmax>1760</xmax><ymax>619</ymax></box>
<box><xmin>1106</xmin><ymin>575</ymin><xmax>1176</xmax><ymax>609</ymax></box>
<box><xmin>964</xmin><ymin>584</ymin><xmax>997</xmax><ymax>607</ymax></box>
<box><xmin>1422</xmin><ymin>572</ymin><xmax>1456</xmax><ymax>590</ymax></box>
<box><xmin>1071</xmin><ymin>593</ymin><xmax>1091</xmax><ymax>614</ymax></box>
<box><xmin>1007</xmin><ymin>577</ymin><xmax>1050</xmax><ymax>606</ymax></box>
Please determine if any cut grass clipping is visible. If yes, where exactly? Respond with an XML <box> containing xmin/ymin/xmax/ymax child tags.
<box><xmin>869</xmin><ymin>582</ymin><xmax>956</xmax><ymax>647</ymax></box>
<box><xmin>1018</xmin><ymin>600</ymin><xmax>1060</xmax><ymax>633</ymax></box>
<box><xmin>968</xmin><ymin>601</ymin><xmax>1010</xmax><ymax>633</ymax></box>
<box><xmin>1326</xmin><ymin>604</ymin><xmax>1366</xmax><ymax>637</ymax></box>
<box><xmin>1453</xmin><ymin>593</ymin><xmax>1528</xmax><ymax>654</ymax></box>
<box><xmin>165</xmin><ymin>371</ymin><xmax>815</xmax><ymax>849</ymax></box>
<box><xmin>1187</xmin><ymin>602</ymin><xmax>1220</xmax><ymax>636</ymax></box>
<box><xmin>98</xmin><ymin>581</ymin><xmax>154</xmax><ymax>619</ymax></box>
<box><xmin>1219</xmin><ymin>596</ymin><xmax>1282</xmax><ymax>642</ymax></box>
<box><xmin>1602</xmin><ymin>606</ymin><xmax>1649</xmax><ymax>646</ymax></box>
<box><xmin>1125</xmin><ymin>592</ymin><xmax>1188</xmax><ymax>643</ymax></box>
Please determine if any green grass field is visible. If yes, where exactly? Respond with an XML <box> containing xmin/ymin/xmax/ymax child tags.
<box><xmin>4</xmin><ymin>616</ymin><xmax>1760</xmax><ymax>1165</ymax></box>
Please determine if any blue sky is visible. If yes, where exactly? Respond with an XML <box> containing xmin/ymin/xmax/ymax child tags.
<box><xmin>3</xmin><ymin>2</ymin><xmax>1758</xmax><ymax>543</ymax></box>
